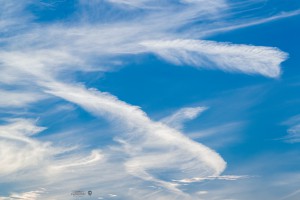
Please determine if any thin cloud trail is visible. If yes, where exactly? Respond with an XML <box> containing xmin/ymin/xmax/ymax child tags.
<box><xmin>140</xmin><ymin>39</ymin><xmax>288</xmax><ymax>78</ymax></box>
<box><xmin>161</xmin><ymin>106</ymin><xmax>207</xmax><ymax>130</ymax></box>
<box><xmin>200</xmin><ymin>8</ymin><xmax>300</xmax><ymax>37</ymax></box>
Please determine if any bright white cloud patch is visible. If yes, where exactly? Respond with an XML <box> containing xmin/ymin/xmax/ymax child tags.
<box><xmin>0</xmin><ymin>119</ymin><xmax>49</xmax><ymax>175</ymax></box>
<box><xmin>141</xmin><ymin>39</ymin><xmax>288</xmax><ymax>78</ymax></box>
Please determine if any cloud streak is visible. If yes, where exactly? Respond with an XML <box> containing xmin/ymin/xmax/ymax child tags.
<box><xmin>141</xmin><ymin>39</ymin><xmax>288</xmax><ymax>78</ymax></box>
<box><xmin>161</xmin><ymin>106</ymin><xmax>207</xmax><ymax>130</ymax></box>
<box><xmin>281</xmin><ymin>115</ymin><xmax>300</xmax><ymax>143</ymax></box>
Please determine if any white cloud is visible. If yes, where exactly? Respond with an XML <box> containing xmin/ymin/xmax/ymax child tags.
<box><xmin>172</xmin><ymin>175</ymin><xmax>249</xmax><ymax>183</ymax></box>
<box><xmin>0</xmin><ymin>81</ymin><xmax>227</xmax><ymax>199</ymax></box>
<box><xmin>281</xmin><ymin>115</ymin><xmax>300</xmax><ymax>143</ymax></box>
<box><xmin>106</xmin><ymin>0</ymin><xmax>226</xmax><ymax>13</ymax></box>
<box><xmin>0</xmin><ymin>189</ymin><xmax>45</xmax><ymax>200</ymax></box>
<box><xmin>51</xmin><ymin>149</ymin><xmax>103</xmax><ymax>170</ymax></box>
<box><xmin>0</xmin><ymin>0</ymin><xmax>288</xmax><ymax>89</ymax></box>
<box><xmin>0</xmin><ymin>89</ymin><xmax>45</xmax><ymax>108</ymax></box>
<box><xmin>193</xmin><ymin>153</ymin><xmax>300</xmax><ymax>200</ymax></box>
<box><xmin>0</xmin><ymin>119</ymin><xmax>50</xmax><ymax>176</ymax></box>
<box><xmin>141</xmin><ymin>39</ymin><xmax>288</xmax><ymax>78</ymax></box>
<box><xmin>0</xmin><ymin>0</ymin><xmax>298</xmax><ymax>199</ymax></box>
<box><xmin>186</xmin><ymin>121</ymin><xmax>244</xmax><ymax>149</ymax></box>
<box><xmin>161</xmin><ymin>106</ymin><xmax>207</xmax><ymax>130</ymax></box>
<box><xmin>44</xmin><ymin>82</ymin><xmax>226</xmax><ymax>185</ymax></box>
<box><xmin>201</xmin><ymin>9</ymin><xmax>300</xmax><ymax>36</ymax></box>
<box><xmin>0</xmin><ymin>118</ymin><xmax>106</xmax><ymax>196</ymax></box>
<box><xmin>0</xmin><ymin>0</ymin><xmax>32</xmax><ymax>33</ymax></box>
<box><xmin>284</xmin><ymin>124</ymin><xmax>300</xmax><ymax>143</ymax></box>
<box><xmin>187</xmin><ymin>122</ymin><xmax>242</xmax><ymax>139</ymax></box>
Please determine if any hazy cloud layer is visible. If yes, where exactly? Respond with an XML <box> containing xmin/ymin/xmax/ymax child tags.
<box><xmin>0</xmin><ymin>0</ymin><xmax>298</xmax><ymax>199</ymax></box>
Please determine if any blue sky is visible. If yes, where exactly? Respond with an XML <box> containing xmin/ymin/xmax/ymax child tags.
<box><xmin>0</xmin><ymin>0</ymin><xmax>300</xmax><ymax>200</ymax></box>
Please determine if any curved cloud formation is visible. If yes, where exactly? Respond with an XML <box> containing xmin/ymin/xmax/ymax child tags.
<box><xmin>0</xmin><ymin>119</ymin><xmax>48</xmax><ymax>176</ymax></box>
<box><xmin>45</xmin><ymin>82</ymin><xmax>226</xmax><ymax>188</ymax></box>
<box><xmin>0</xmin><ymin>0</ymin><xmax>296</xmax><ymax>199</ymax></box>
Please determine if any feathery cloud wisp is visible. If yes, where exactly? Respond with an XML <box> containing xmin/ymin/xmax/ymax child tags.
<box><xmin>141</xmin><ymin>39</ymin><xmax>288</xmax><ymax>78</ymax></box>
<box><xmin>161</xmin><ymin>106</ymin><xmax>207</xmax><ymax>130</ymax></box>
<box><xmin>44</xmin><ymin>82</ymin><xmax>226</xmax><ymax>183</ymax></box>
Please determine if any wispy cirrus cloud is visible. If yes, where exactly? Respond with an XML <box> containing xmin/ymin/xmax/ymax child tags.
<box><xmin>0</xmin><ymin>119</ymin><xmax>50</xmax><ymax>176</ymax></box>
<box><xmin>0</xmin><ymin>0</ymin><xmax>299</xmax><ymax>199</ymax></box>
<box><xmin>281</xmin><ymin>115</ymin><xmax>300</xmax><ymax>143</ymax></box>
<box><xmin>285</xmin><ymin>125</ymin><xmax>300</xmax><ymax>143</ymax></box>
<box><xmin>0</xmin><ymin>0</ymin><xmax>289</xmax><ymax>86</ymax></box>
<box><xmin>0</xmin><ymin>89</ymin><xmax>45</xmax><ymax>108</ymax></box>
<box><xmin>141</xmin><ymin>39</ymin><xmax>288</xmax><ymax>78</ymax></box>
<box><xmin>44</xmin><ymin>81</ymin><xmax>226</xmax><ymax>187</ymax></box>
<box><xmin>172</xmin><ymin>175</ymin><xmax>249</xmax><ymax>183</ymax></box>
<box><xmin>161</xmin><ymin>106</ymin><xmax>207</xmax><ymax>130</ymax></box>
<box><xmin>0</xmin><ymin>189</ymin><xmax>45</xmax><ymax>200</ymax></box>
<box><xmin>198</xmin><ymin>152</ymin><xmax>300</xmax><ymax>200</ymax></box>
<box><xmin>0</xmin><ymin>0</ymin><xmax>33</xmax><ymax>33</ymax></box>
